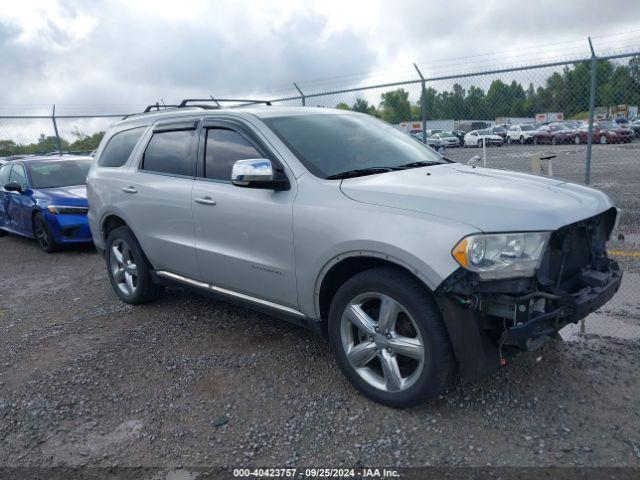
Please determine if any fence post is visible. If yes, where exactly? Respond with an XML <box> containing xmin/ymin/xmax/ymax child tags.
<box><xmin>414</xmin><ymin>64</ymin><xmax>427</xmax><ymax>144</ymax></box>
<box><xmin>51</xmin><ymin>104</ymin><xmax>62</xmax><ymax>155</ymax></box>
<box><xmin>585</xmin><ymin>37</ymin><xmax>597</xmax><ymax>185</ymax></box>
<box><xmin>293</xmin><ymin>83</ymin><xmax>306</xmax><ymax>106</ymax></box>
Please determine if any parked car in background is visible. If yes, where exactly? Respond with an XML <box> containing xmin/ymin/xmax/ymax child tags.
<box><xmin>630</xmin><ymin>117</ymin><xmax>640</xmax><ymax>137</ymax></box>
<box><xmin>425</xmin><ymin>129</ymin><xmax>444</xmax><ymax>137</ymax></box>
<box><xmin>411</xmin><ymin>132</ymin><xmax>447</xmax><ymax>153</ymax></box>
<box><xmin>573</xmin><ymin>120</ymin><xmax>635</xmax><ymax>144</ymax></box>
<box><xmin>463</xmin><ymin>129</ymin><xmax>503</xmax><ymax>147</ymax></box>
<box><xmin>614</xmin><ymin>117</ymin><xmax>629</xmax><ymax>127</ymax></box>
<box><xmin>506</xmin><ymin>124</ymin><xmax>538</xmax><ymax>144</ymax></box>
<box><xmin>489</xmin><ymin>125</ymin><xmax>508</xmax><ymax>140</ymax></box>
<box><xmin>533</xmin><ymin>123</ymin><xmax>574</xmax><ymax>145</ymax></box>
<box><xmin>457</xmin><ymin>121</ymin><xmax>491</xmax><ymax>133</ymax></box>
<box><xmin>451</xmin><ymin>129</ymin><xmax>466</xmax><ymax>144</ymax></box>
<box><xmin>430</xmin><ymin>131</ymin><xmax>460</xmax><ymax>147</ymax></box>
<box><xmin>0</xmin><ymin>155</ymin><xmax>93</xmax><ymax>252</ymax></box>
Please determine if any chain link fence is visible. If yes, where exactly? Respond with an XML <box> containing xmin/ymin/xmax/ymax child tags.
<box><xmin>0</xmin><ymin>48</ymin><xmax>638</xmax><ymax>336</ymax></box>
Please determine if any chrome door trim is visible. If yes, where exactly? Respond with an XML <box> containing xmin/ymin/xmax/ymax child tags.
<box><xmin>155</xmin><ymin>270</ymin><xmax>306</xmax><ymax>318</ymax></box>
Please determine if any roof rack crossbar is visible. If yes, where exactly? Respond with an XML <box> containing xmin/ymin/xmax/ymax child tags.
<box><xmin>178</xmin><ymin>98</ymin><xmax>272</xmax><ymax>107</ymax></box>
<box><xmin>143</xmin><ymin>103</ymin><xmax>182</xmax><ymax>113</ymax></box>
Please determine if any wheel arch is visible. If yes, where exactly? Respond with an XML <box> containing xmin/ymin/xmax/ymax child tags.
<box><xmin>314</xmin><ymin>251</ymin><xmax>436</xmax><ymax>322</ymax></box>
<box><xmin>101</xmin><ymin>213</ymin><xmax>128</xmax><ymax>243</ymax></box>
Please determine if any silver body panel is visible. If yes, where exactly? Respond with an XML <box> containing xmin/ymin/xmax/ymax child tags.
<box><xmin>87</xmin><ymin>107</ymin><xmax>616</xmax><ymax>323</ymax></box>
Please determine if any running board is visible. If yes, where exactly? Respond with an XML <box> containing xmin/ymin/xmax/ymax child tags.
<box><xmin>155</xmin><ymin>270</ymin><xmax>307</xmax><ymax>319</ymax></box>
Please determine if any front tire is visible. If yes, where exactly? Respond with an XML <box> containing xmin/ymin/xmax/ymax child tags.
<box><xmin>32</xmin><ymin>212</ymin><xmax>59</xmax><ymax>253</ymax></box>
<box><xmin>105</xmin><ymin>226</ymin><xmax>164</xmax><ymax>304</ymax></box>
<box><xmin>328</xmin><ymin>266</ymin><xmax>456</xmax><ymax>408</ymax></box>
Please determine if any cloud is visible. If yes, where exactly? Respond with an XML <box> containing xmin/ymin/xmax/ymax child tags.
<box><xmin>0</xmin><ymin>0</ymin><xmax>638</xmax><ymax>117</ymax></box>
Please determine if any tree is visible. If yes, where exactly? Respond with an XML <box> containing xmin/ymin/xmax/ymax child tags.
<box><xmin>335</xmin><ymin>102</ymin><xmax>351</xmax><ymax>110</ymax></box>
<box><xmin>379</xmin><ymin>89</ymin><xmax>412</xmax><ymax>124</ymax></box>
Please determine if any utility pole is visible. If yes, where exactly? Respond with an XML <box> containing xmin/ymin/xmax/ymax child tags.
<box><xmin>414</xmin><ymin>63</ymin><xmax>427</xmax><ymax>145</ymax></box>
<box><xmin>585</xmin><ymin>37</ymin><xmax>597</xmax><ymax>185</ymax></box>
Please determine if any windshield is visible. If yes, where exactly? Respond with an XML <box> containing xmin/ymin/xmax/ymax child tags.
<box><xmin>263</xmin><ymin>113</ymin><xmax>445</xmax><ymax>178</ymax></box>
<box><xmin>28</xmin><ymin>159</ymin><xmax>92</xmax><ymax>189</ymax></box>
<box><xmin>598</xmin><ymin>121</ymin><xmax>617</xmax><ymax>129</ymax></box>
<box><xmin>478</xmin><ymin>130</ymin><xmax>492</xmax><ymax>135</ymax></box>
<box><xmin>492</xmin><ymin>126</ymin><xmax>506</xmax><ymax>132</ymax></box>
<box><xmin>552</xmin><ymin>124</ymin><xmax>568</xmax><ymax>130</ymax></box>
<box><xmin>521</xmin><ymin>125</ymin><xmax>536</xmax><ymax>131</ymax></box>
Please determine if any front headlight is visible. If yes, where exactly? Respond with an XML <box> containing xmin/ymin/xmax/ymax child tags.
<box><xmin>47</xmin><ymin>205</ymin><xmax>89</xmax><ymax>215</ymax></box>
<box><xmin>452</xmin><ymin>232</ymin><xmax>550</xmax><ymax>280</ymax></box>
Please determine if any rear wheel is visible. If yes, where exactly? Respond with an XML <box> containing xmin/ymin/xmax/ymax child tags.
<box><xmin>328</xmin><ymin>266</ymin><xmax>457</xmax><ymax>408</ymax></box>
<box><xmin>600</xmin><ymin>135</ymin><xmax>607</xmax><ymax>145</ymax></box>
<box><xmin>105</xmin><ymin>226</ymin><xmax>164</xmax><ymax>304</ymax></box>
<box><xmin>32</xmin><ymin>212</ymin><xmax>59</xmax><ymax>253</ymax></box>
<box><xmin>551</xmin><ymin>136</ymin><xmax>557</xmax><ymax>145</ymax></box>
<box><xmin>574</xmin><ymin>135</ymin><xmax>581</xmax><ymax>144</ymax></box>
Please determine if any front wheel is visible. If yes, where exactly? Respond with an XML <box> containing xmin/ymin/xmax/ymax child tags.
<box><xmin>328</xmin><ymin>267</ymin><xmax>456</xmax><ymax>408</ymax></box>
<box><xmin>32</xmin><ymin>212</ymin><xmax>59</xmax><ymax>253</ymax></box>
<box><xmin>600</xmin><ymin>135</ymin><xmax>607</xmax><ymax>145</ymax></box>
<box><xmin>575</xmin><ymin>135</ymin><xmax>581</xmax><ymax>145</ymax></box>
<box><xmin>105</xmin><ymin>226</ymin><xmax>164</xmax><ymax>304</ymax></box>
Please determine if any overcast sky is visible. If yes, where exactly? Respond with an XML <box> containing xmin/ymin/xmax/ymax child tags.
<box><xmin>1</xmin><ymin>0</ymin><xmax>640</xmax><ymax>114</ymax></box>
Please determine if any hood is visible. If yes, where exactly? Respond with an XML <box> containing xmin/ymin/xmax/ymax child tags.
<box><xmin>339</xmin><ymin>163</ymin><xmax>613</xmax><ymax>232</ymax></box>
<box><xmin>37</xmin><ymin>185</ymin><xmax>88</xmax><ymax>204</ymax></box>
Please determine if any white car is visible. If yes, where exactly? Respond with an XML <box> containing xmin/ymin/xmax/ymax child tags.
<box><xmin>506</xmin><ymin>124</ymin><xmax>538</xmax><ymax>144</ymax></box>
<box><xmin>463</xmin><ymin>129</ymin><xmax>503</xmax><ymax>147</ymax></box>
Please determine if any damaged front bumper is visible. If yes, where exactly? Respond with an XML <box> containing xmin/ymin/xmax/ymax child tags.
<box><xmin>435</xmin><ymin>207</ymin><xmax>622</xmax><ymax>381</ymax></box>
<box><xmin>494</xmin><ymin>260</ymin><xmax>622</xmax><ymax>351</ymax></box>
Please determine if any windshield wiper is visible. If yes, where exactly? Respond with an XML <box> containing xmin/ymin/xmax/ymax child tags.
<box><xmin>326</xmin><ymin>167</ymin><xmax>396</xmax><ymax>180</ymax></box>
<box><xmin>394</xmin><ymin>160</ymin><xmax>443</xmax><ymax>169</ymax></box>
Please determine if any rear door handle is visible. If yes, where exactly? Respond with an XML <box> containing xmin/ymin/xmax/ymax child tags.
<box><xmin>121</xmin><ymin>187</ymin><xmax>137</xmax><ymax>194</ymax></box>
<box><xmin>194</xmin><ymin>197</ymin><xmax>217</xmax><ymax>206</ymax></box>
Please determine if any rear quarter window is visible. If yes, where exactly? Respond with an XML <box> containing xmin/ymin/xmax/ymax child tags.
<box><xmin>98</xmin><ymin>127</ymin><xmax>146</xmax><ymax>168</ymax></box>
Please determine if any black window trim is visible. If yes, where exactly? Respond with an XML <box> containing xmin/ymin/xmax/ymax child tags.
<box><xmin>98</xmin><ymin>125</ymin><xmax>148</xmax><ymax>169</ymax></box>
<box><xmin>195</xmin><ymin>118</ymin><xmax>285</xmax><ymax>185</ymax></box>
<box><xmin>137</xmin><ymin>120</ymin><xmax>200</xmax><ymax>179</ymax></box>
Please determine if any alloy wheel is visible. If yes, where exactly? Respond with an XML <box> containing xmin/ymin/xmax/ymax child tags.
<box><xmin>110</xmin><ymin>238</ymin><xmax>138</xmax><ymax>296</ymax></box>
<box><xmin>340</xmin><ymin>292</ymin><xmax>425</xmax><ymax>393</ymax></box>
<box><xmin>34</xmin><ymin>217</ymin><xmax>51</xmax><ymax>250</ymax></box>
<box><xmin>600</xmin><ymin>135</ymin><xmax>607</xmax><ymax>144</ymax></box>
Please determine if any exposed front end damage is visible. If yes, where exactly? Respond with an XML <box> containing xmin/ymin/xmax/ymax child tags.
<box><xmin>435</xmin><ymin>207</ymin><xmax>622</xmax><ymax>381</ymax></box>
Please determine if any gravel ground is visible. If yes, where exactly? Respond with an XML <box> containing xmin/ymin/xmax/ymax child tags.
<box><xmin>1</xmin><ymin>233</ymin><xmax>639</xmax><ymax>473</ymax></box>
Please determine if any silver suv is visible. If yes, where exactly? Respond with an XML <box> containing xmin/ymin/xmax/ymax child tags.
<box><xmin>87</xmin><ymin>103</ymin><xmax>622</xmax><ymax>407</ymax></box>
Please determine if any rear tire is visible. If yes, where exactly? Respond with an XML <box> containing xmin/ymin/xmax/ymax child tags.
<box><xmin>32</xmin><ymin>212</ymin><xmax>59</xmax><ymax>253</ymax></box>
<box><xmin>328</xmin><ymin>266</ymin><xmax>457</xmax><ymax>408</ymax></box>
<box><xmin>600</xmin><ymin>135</ymin><xmax>607</xmax><ymax>145</ymax></box>
<box><xmin>105</xmin><ymin>226</ymin><xmax>164</xmax><ymax>304</ymax></box>
<box><xmin>574</xmin><ymin>135</ymin><xmax>581</xmax><ymax>145</ymax></box>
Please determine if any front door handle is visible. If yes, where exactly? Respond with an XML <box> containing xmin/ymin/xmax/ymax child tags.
<box><xmin>194</xmin><ymin>197</ymin><xmax>217</xmax><ymax>206</ymax></box>
<box><xmin>122</xmin><ymin>186</ymin><xmax>137</xmax><ymax>194</ymax></box>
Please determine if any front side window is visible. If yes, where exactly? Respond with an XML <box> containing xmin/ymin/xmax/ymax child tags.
<box><xmin>28</xmin><ymin>160</ymin><xmax>92</xmax><ymax>189</ymax></box>
<box><xmin>263</xmin><ymin>113</ymin><xmax>445</xmax><ymax>179</ymax></box>
<box><xmin>141</xmin><ymin>130</ymin><xmax>196</xmax><ymax>177</ymax></box>
<box><xmin>204</xmin><ymin>129</ymin><xmax>262</xmax><ymax>181</ymax></box>
<box><xmin>9</xmin><ymin>164</ymin><xmax>27</xmax><ymax>189</ymax></box>
<box><xmin>99</xmin><ymin>127</ymin><xmax>146</xmax><ymax>168</ymax></box>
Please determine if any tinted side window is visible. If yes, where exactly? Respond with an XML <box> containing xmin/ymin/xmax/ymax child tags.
<box><xmin>141</xmin><ymin>130</ymin><xmax>196</xmax><ymax>177</ymax></box>
<box><xmin>99</xmin><ymin>127</ymin><xmax>146</xmax><ymax>167</ymax></box>
<box><xmin>9</xmin><ymin>164</ymin><xmax>27</xmax><ymax>189</ymax></box>
<box><xmin>0</xmin><ymin>165</ymin><xmax>11</xmax><ymax>185</ymax></box>
<box><xmin>205</xmin><ymin>129</ymin><xmax>261</xmax><ymax>181</ymax></box>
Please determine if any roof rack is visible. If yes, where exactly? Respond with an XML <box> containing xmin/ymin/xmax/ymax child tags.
<box><xmin>122</xmin><ymin>98</ymin><xmax>273</xmax><ymax>120</ymax></box>
<box><xmin>178</xmin><ymin>98</ymin><xmax>272</xmax><ymax>108</ymax></box>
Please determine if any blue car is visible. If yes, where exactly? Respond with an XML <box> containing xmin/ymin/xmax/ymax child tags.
<box><xmin>0</xmin><ymin>155</ymin><xmax>93</xmax><ymax>252</ymax></box>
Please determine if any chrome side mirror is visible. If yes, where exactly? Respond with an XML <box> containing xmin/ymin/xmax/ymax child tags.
<box><xmin>467</xmin><ymin>155</ymin><xmax>481</xmax><ymax>166</ymax></box>
<box><xmin>231</xmin><ymin>159</ymin><xmax>289</xmax><ymax>191</ymax></box>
